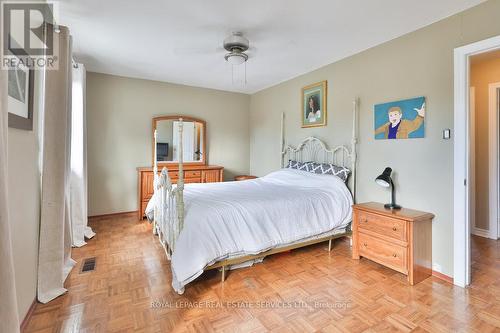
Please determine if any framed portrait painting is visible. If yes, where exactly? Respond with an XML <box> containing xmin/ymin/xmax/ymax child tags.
<box><xmin>374</xmin><ymin>96</ymin><xmax>425</xmax><ymax>140</ymax></box>
<box><xmin>302</xmin><ymin>80</ymin><xmax>327</xmax><ymax>128</ymax></box>
<box><xmin>7</xmin><ymin>51</ymin><xmax>34</xmax><ymax>131</ymax></box>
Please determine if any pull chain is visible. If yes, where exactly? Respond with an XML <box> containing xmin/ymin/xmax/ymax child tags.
<box><xmin>230</xmin><ymin>62</ymin><xmax>247</xmax><ymax>86</ymax></box>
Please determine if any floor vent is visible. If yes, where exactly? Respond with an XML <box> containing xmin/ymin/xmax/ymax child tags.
<box><xmin>81</xmin><ymin>257</ymin><xmax>96</xmax><ymax>273</ymax></box>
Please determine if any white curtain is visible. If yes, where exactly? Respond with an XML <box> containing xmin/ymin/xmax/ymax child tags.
<box><xmin>70</xmin><ymin>63</ymin><xmax>94</xmax><ymax>247</ymax></box>
<box><xmin>0</xmin><ymin>60</ymin><xmax>21</xmax><ymax>332</ymax></box>
<box><xmin>37</xmin><ymin>25</ymin><xmax>76</xmax><ymax>303</ymax></box>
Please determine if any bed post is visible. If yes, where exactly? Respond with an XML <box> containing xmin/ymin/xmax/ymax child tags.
<box><xmin>152</xmin><ymin>130</ymin><xmax>158</xmax><ymax>234</ymax></box>
<box><xmin>176</xmin><ymin>118</ymin><xmax>185</xmax><ymax>235</ymax></box>
<box><xmin>221</xmin><ymin>266</ymin><xmax>226</xmax><ymax>282</ymax></box>
<box><xmin>280</xmin><ymin>112</ymin><xmax>285</xmax><ymax>168</ymax></box>
<box><xmin>154</xmin><ymin>130</ymin><xmax>158</xmax><ymax>175</ymax></box>
<box><xmin>351</xmin><ymin>99</ymin><xmax>358</xmax><ymax>204</ymax></box>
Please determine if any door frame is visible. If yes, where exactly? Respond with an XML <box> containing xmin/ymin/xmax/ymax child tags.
<box><xmin>469</xmin><ymin>87</ymin><xmax>476</xmax><ymax>235</ymax></box>
<box><xmin>454</xmin><ymin>34</ymin><xmax>500</xmax><ymax>288</ymax></box>
<box><xmin>489</xmin><ymin>82</ymin><xmax>500</xmax><ymax>240</ymax></box>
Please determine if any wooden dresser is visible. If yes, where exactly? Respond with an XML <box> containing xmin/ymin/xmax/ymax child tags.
<box><xmin>137</xmin><ymin>165</ymin><xmax>224</xmax><ymax>219</ymax></box>
<box><xmin>352</xmin><ymin>202</ymin><xmax>434</xmax><ymax>285</ymax></box>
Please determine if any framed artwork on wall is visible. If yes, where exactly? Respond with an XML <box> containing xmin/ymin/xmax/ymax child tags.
<box><xmin>374</xmin><ymin>96</ymin><xmax>425</xmax><ymax>140</ymax></box>
<box><xmin>7</xmin><ymin>51</ymin><xmax>34</xmax><ymax>131</ymax></box>
<box><xmin>302</xmin><ymin>80</ymin><xmax>327</xmax><ymax>128</ymax></box>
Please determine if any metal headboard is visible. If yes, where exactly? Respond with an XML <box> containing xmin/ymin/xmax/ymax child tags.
<box><xmin>280</xmin><ymin>99</ymin><xmax>358</xmax><ymax>202</ymax></box>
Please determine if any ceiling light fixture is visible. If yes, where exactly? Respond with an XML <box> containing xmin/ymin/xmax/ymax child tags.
<box><xmin>223</xmin><ymin>32</ymin><xmax>249</xmax><ymax>85</ymax></box>
<box><xmin>224</xmin><ymin>49</ymin><xmax>248</xmax><ymax>65</ymax></box>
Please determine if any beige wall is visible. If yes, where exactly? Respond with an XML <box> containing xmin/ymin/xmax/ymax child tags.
<box><xmin>7</xmin><ymin>70</ymin><xmax>43</xmax><ymax>320</ymax></box>
<box><xmin>86</xmin><ymin>72</ymin><xmax>250</xmax><ymax>216</ymax></box>
<box><xmin>249</xmin><ymin>0</ymin><xmax>500</xmax><ymax>277</ymax></box>
<box><xmin>471</xmin><ymin>54</ymin><xmax>500</xmax><ymax>231</ymax></box>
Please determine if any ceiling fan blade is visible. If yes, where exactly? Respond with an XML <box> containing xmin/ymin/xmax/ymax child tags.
<box><xmin>172</xmin><ymin>47</ymin><xmax>219</xmax><ymax>56</ymax></box>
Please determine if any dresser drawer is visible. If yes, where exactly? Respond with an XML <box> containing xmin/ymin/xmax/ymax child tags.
<box><xmin>358</xmin><ymin>232</ymin><xmax>407</xmax><ymax>274</ymax></box>
<box><xmin>202</xmin><ymin>169</ymin><xmax>221</xmax><ymax>183</ymax></box>
<box><xmin>170</xmin><ymin>177</ymin><xmax>201</xmax><ymax>184</ymax></box>
<box><xmin>169</xmin><ymin>170</ymin><xmax>201</xmax><ymax>179</ymax></box>
<box><xmin>358</xmin><ymin>211</ymin><xmax>406</xmax><ymax>241</ymax></box>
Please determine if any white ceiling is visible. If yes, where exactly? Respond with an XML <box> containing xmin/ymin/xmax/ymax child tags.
<box><xmin>59</xmin><ymin>0</ymin><xmax>485</xmax><ymax>94</ymax></box>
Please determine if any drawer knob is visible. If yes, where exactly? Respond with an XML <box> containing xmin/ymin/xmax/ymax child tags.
<box><xmin>361</xmin><ymin>218</ymin><xmax>368</xmax><ymax>223</ymax></box>
<box><xmin>392</xmin><ymin>227</ymin><xmax>397</xmax><ymax>231</ymax></box>
<box><xmin>363</xmin><ymin>242</ymin><xmax>367</xmax><ymax>247</ymax></box>
<box><xmin>392</xmin><ymin>253</ymin><xmax>397</xmax><ymax>258</ymax></box>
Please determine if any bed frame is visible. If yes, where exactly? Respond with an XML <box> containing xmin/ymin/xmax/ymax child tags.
<box><xmin>151</xmin><ymin>99</ymin><xmax>358</xmax><ymax>283</ymax></box>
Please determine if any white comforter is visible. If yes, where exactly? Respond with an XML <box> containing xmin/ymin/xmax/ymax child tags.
<box><xmin>162</xmin><ymin>168</ymin><xmax>353</xmax><ymax>293</ymax></box>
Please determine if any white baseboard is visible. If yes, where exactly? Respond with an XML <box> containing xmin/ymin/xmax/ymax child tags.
<box><xmin>471</xmin><ymin>227</ymin><xmax>497</xmax><ymax>240</ymax></box>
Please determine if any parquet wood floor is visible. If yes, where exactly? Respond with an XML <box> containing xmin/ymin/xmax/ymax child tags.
<box><xmin>23</xmin><ymin>215</ymin><xmax>500</xmax><ymax>332</ymax></box>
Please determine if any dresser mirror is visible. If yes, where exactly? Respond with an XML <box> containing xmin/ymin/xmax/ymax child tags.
<box><xmin>152</xmin><ymin>116</ymin><xmax>206</xmax><ymax>166</ymax></box>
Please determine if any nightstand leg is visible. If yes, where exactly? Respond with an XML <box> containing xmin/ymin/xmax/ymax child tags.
<box><xmin>352</xmin><ymin>210</ymin><xmax>360</xmax><ymax>259</ymax></box>
<box><xmin>352</xmin><ymin>236</ymin><xmax>360</xmax><ymax>259</ymax></box>
<box><xmin>328</xmin><ymin>239</ymin><xmax>332</xmax><ymax>252</ymax></box>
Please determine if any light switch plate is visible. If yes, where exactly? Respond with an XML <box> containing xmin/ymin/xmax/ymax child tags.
<box><xmin>443</xmin><ymin>129</ymin><xmax>451</xmax><ymax>140</ymax></box>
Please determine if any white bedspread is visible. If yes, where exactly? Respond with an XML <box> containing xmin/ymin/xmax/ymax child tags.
<box><xmin>163</xmin><ymin>168</ymin><xmax>353</xmax><ymax>293</ymax></box>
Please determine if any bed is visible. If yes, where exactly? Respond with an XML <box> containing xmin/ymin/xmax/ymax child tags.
<box><xmin>148</xmin><ymin>102</ymin><xmax>358</xmax><ymax>294</ymax></box>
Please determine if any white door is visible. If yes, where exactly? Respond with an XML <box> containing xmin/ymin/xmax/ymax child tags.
<box><xmin>173</xmin><ymin>121</ymin><xmax>196</xmax><ymax>162</ymax></box>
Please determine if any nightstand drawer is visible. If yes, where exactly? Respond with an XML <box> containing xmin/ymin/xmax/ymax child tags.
<box><xmin>358</xmin><ymin>211</ymin><xmax>407</xmax><ymax>241</ymax></box>
<box><xmin>359</xmin><ymin>232</ymin><xmax>407</xmax><ymax>274</ymax></box>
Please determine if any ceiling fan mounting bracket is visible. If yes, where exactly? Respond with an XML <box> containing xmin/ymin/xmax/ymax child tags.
<box><xmin>223</xmin><ymin>32</ymin><xmax>250</xmax><ymax>53</ymax></box>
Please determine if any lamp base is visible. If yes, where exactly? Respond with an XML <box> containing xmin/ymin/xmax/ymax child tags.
<box><xmin>384</xmin><ymin>203</ymin><xmax>402</xmax><ymax>210</ymax></box>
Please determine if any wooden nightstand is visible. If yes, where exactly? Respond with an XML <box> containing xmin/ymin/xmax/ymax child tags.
<box><xmin>352</xmin><ymin>202</ymin><xmax>434</xmax><ymax>285</ymax></box>
<box><xmin>234</xmin><ymin>175</ymin><xmax>257</xmax><ymax>181</ymax></box>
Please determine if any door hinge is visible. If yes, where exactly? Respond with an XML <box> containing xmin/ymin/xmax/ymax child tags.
<box><xmin>464</xmin><ymin>179</ymin><xmax>467</xmax><ymax>186</ymax></box>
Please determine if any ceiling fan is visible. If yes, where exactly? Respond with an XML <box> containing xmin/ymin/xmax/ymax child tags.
<box><xmin>223</xmin><ymin>32</ymin><xmax>250</xmax><ymax>65</ymax></box>
<box><xmin>172</xmin><ymin>31</ymin><xmax>253</xmax><ymax>61</ymax></box>
<box><xmin>172</xmin><ymin>31</ymin><xmax>252</xmax><ymax>85</ymax></box>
